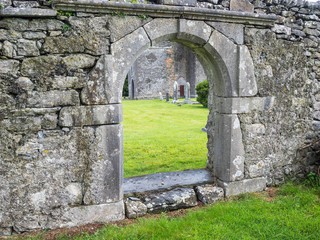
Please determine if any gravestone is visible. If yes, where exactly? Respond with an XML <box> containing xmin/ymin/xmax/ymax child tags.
<box><xmin>166</xmin><ymin>92</ymin><xmax>169</xmax><ymax>102</ymax></box>
<box><xmin>184</xmin><ymin>82</ymin><xmax>192</xmax><ymax>104</ymax></box>
<box><xmin>172</xmin><ymin>81</ymin><xmax>178</xmax><ymax>103</ymax></box>
<box><xmin>159</xmin><ymin>92</ymin><xmax>163</xmax><ymax>101</ymax></box>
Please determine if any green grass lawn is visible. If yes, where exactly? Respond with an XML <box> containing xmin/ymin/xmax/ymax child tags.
<box><xmin>37</xmin><ymin>182</ymin><xmax>320</xmax><ymax>240</ymax></box>
<box><xmin>123</xmin><ymin>99</ymin><xmax>209</xmax><ymax>178</ymax></box>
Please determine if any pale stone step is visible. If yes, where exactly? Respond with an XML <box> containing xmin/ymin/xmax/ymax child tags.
<box><xmin>124</xmin><ymin>169</ymin><xmax>214</xmax><ymax>194</ymax></box>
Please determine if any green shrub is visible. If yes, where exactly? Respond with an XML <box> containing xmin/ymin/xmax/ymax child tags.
<box><xmin>196</xmin><ymin>80</ymin><xmax>209</xmax><ymax>108</ymax></box>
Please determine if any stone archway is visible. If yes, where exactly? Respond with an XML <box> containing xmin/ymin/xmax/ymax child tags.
<box><xmin>82</xmin><ymin>18</ymin><xmax>265</xmax><ymax>196</ymax></box>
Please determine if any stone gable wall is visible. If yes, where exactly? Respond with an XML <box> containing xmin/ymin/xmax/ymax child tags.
<box><xmin>0</xmin><ymin>0</ymin><xmax>320</xmax><ymax>236</ymax></box>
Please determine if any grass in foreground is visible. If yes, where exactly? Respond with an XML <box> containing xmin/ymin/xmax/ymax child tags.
<box><xmin>122</xmin><ymin>99</ymin><xmax>209</xmax><ymax>178</ymax></box>
<box><xmin>26</xmin><ymin>182</ymin><xmax>320</xmax><ymax>240</ymax></box>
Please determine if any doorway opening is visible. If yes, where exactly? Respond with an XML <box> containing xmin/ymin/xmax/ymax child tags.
<box><xmin>122</xmin><ymin>41</ymin><xmax>209</xmax><ymax>179</ymax></box>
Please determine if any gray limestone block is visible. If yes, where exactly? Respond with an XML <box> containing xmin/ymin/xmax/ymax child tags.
<box><xmin>157</xmin><ymin>0</ymin><xmax>197</xmax><ymax>7</ymax></box>
<box><xmin>23</xmin><ymin>31</ymin><xmax>47</xmax><ymax>40</ymax></box>
<box><xmin>21</xmin><ymin>55</ymin><xmax>63</xmax><ymax>77</ymax></box>
<box><xmin>59</xmin><ymin>104</ymin><xmax>122</xmax><ymax>127</ymax></box>
<box><xmin>206</xmin><ymin>22</ymin><xmax>244</xmax><ymax>44</ymax></box>
<box><xmin>26</xmin><ymin>90</ymin><xmax>80</xmax><ymax>108</ymax></box>
<box><xmin>0</xmin><ymin>19</ymin><xmax>63</xmax><ymax>31</ymax></box>
<box><xmin>125</xmin><ymin>199</ymin><xmax>147</xmax><ymax>219</ymax></box>
<box><xmin>177</xmin><ymin>19</ymin><xmax>212</xmax><ymax>46</ymax></box>
<box><xmin>17</xmin><ymin>39</ymin><xmax>40</xmax><ymax>57</ymax></box>
<box><xmin>42</xmin><ymin>35</ymin><xmax>86</xmax><ymax>54</ymax></box>
<box><xmin>68</xmin><ymin>16</ymin><xmax>110</xmax><ymax>55</ymax></box>
<box><xmin>239</xmin><ymin>45</ymin><xmax>257</xmax><ymax>96</ymax></box>
<box><xmin>0</xmin><ymin>114</ymin><xmax>57</xmax><ymax>132</ymax></box>
<box><xmin>62</xmin><ymin>54</ymin><xmax>96</xmax><ymax>70</ymax></box>
<box><xmin>81</xmin><ymin>55</ymin><xmax>109</xmax><ymax>105</ymax></box>
<box><xmin>144</xmin><ymin>18</ymin><xmax>179</xmax><ymax>45</ymax></box>
<box><xmin>195</xmin><ymin>185</ymin><xmax>224</xmax><ymax>204</ymax></box>
<box><xmin>49</xmin><ymin>201</ymin><xmax>125</xmax><ymax>229</ymax></box>
<box><xmin>213</xmin><ymin>113</ymin><xmax>245</xmax><ymax>182</ymax></box>
<box><xmin>230</xmin><ymin>0</ymin><xmax>254</xmax><ymax>13</ymax></box>
<box><xmin>214</xmin><ymin>97</ymin><xmax>275</xmax><ymax>114</ymax></box>
<box><xmin>0</xmin><ymin>29</ymin><xmax>22</xmax><ymax>41</ymax></box>
<box><xmin>218</xmin><ymin>178</ymin><xmax>267</xmax><ymax>197</ymax></box>
<box><xmin>272</xmin><ymin>24</ymin><xmax>292</xmax><ymax>35</ymax></box>
<box><xmin>2</xmin><ymin>40</ymin><xmax>16</xmax><ymax>58</ymax></box>
<box><xmin>106</xmin><ymin>15</ymin><xmax>151</xmax><ymax>43</ymax></box>
<box><xmin>0</xmin><ymin>8</ymin><xmax>57</xmax><ymax>17</ymax></box>
<box><xmin>83</xmin><ymin>124</ymin><xmax>123</xmax><ymax>205</ymax></box>
<box><xmin>51</xmin><ymin>76</ymin><xmax>84</xmax><ymax>89</ymax></box>
<box><xmin>0</xmin><ymin>60</ymin><xmax>19</xmax><ymax>75</ymax></box>
<box><xmin>143</xmin><ymin>188</ymin><xmax>198</xmax><ymax>213</ymax></box>
<box><xmin>16</xmin><ymin>77</ymin><xmax>34</xmax><ymax>92</ymax></box>
<box><xmin>109</xmin><ymin>27</ymin><xmax>150</xmax><ymax>103</ymax></box>
<box><xmin>13</xmin><ymin>1</ymin><xmax>39</xmax><ymax>8</ymax></box>
<box><xmin>246</xmin><ymin>161</ymin><xmax>266</xmax><ymax>178</ymax></box>
<box><xmin>204</xmin><ymin>30</ymin><xmax>238</xmax><ymax>97</ymax></box>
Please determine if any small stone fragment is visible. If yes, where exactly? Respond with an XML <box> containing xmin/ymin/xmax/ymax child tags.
<box><xmin>125</xmin><ymin>199</ymin><xmax>147</xmax><ymax>219</ymax></box>
<box><xmin>195</xmin><ymin>185</ymin><xmax>224</xmax><ymax>204</ymax></box>
<box><xmin>143</xmin><ymin>188</ymin><xmax>197</xmax><ymax>213</ymax></box>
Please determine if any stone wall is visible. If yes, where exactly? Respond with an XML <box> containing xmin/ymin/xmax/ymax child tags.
<box><xmin>0</xmin><ymin>0</ymin><xmax>320</xmax><ymax>236</ymax></box>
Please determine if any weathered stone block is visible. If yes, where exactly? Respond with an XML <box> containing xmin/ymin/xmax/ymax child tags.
<box><xmin>59</xmin><ymin>104</ymin><xmax>122</xmax><ymax>127</ymax></box>
<box><xmin>0</xmin><ymin>29</ymin><xmax>22</xmax><ymax>41</ymax></box>
<box><xmin>109</xmin><ymin>27</ymin><xmax>150</xmax><ymax>103</ymax></box>
<box><xmin>83</xmin><ymin>124</ymin><xmax>123</xmax><ymax>204</ymax></box>
<box><xmin>214</xmin><ymin>97</ymin><xmax>275</xmax><ymax>114</ymax></box>
<box><xmin>195</xmin><ymin>185</ymin><xmax>224</xmax><ymax>204</ymax></box>
<box><xmin>125</xmin><ymin>199</ymin><xmax>147</xmax><ymax>219</ymax></box>
<box><xmin>27</xmin><ymin>90</ymin><xmax>80</xmax><ymax>108</ymax></box>
<box><xmin>52</xmin><ymin>201</ymin><xmax>124</xmax><ymax>229</ymax></box>
<box><xmin>177</xmin><ymin>19</ymin><xmax>212</xmax><ymax>46</ymax></box>
<box><xmin>17</xmin><ymin>39</ymin><xmax>40</xmax><ymax>57</ymax></box>
<box><xmin>157</xmin><ymin>0</ymin><xmax>196</xmax><ymax>6</ymax></box>
<box><xmin>244</xmin><ymin>124</ymin><xmax>266</xmax><ymax>137</ymax></box>
<box><xmin>0</xmin><ymin>19</ymin><xmax>64</xmax><ymax>31</ymax></box>
<box><xmin>272</xmin><ymin>24</ymin><xmax>291</xmax><ymax>35</ymax></box>
<box><xmin>218</xmin><ymin>178</ymin><xmax>267</xmax><ymax>197</ymax></box>
<box><xmin>204</xmin><ymin>30</ymin><xmax>238</xmax><ymax>97</ymax></box>
<box><xmin>206</xmin><ymin>22</ymin><xmax>244</xmax><ymax>44</ymax></box>
<box><xmin>62</xmin><ymin>54</ymin><xmax>96</xmax><ymax>69</ymax></box>
<box><xmin>0</xmin><ymin>60</ymin><xmax>19</xmax><ymax>75</ymax></box>
<box><xmin>106</xmin><ymin>15</ymin><xmax>151</xmax><ymax>43</ymax></box>
<box><xmin>22</xmin><ymin>31</ymin><xmax>47</xmax><ymax>40</ymax></box>
<box><xmin>52</xmin><ymin>76</ymin><xmax>83</xmax><ymax>89</ymax></box>
<box><xmin>13</xmin><ymin>1</ymin><xmax>39</xmax><ymax>8</ymax></box>
<box><xmin>230</xmin><ymin>0</ymin><xmax>254</xmax><ymax>13</ymax></box>
<box><xmin>21</xmin><ymin>55</ymin><xmax>63</xmax><ymax>77</ymax></box>
<box><xmin>144</xmin><ymin>188</ymin><xmax>197</xmax><ymax>213</ymax></box>
<box><xmin>42</xmin><ymin>35</ymin><xmax>85</xmax><ymax>54</ymax></box>
<box><xmin>81</xmin><ymin>55</ymin><xmax>109</xmax><ymax>105</ymax></box>
<box><xmin>213</xmin><ymin>113</ymin><xmax>245</xmax><ymax>182</ymax></box>
<box><xmin>144</xmin><ymin>18</ymin><xmax>178</xmax><ymax>44</ymax></box>
<box><xmin>2</xmin><ymin>40</ymin><xmax>15</xmax><ymax>58</ymax></box>
<box><xmin>0</xmin><ymin>114</ymin><xmax>57</xmax><ymax>132</ymax></box>
<box><xmin>69</xmin><ymin>16</ymin><xmax>110</xmax><ymax>55</ymax></box>
<box><xmin>247</xmin><ymin>161</ymin><xmax>266</xmax><ymax>178</ymax></box>
<box><xmin>239</xmin><ymin>45</ymin><xmax>257</xmax><ymax>96</ymax></box>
